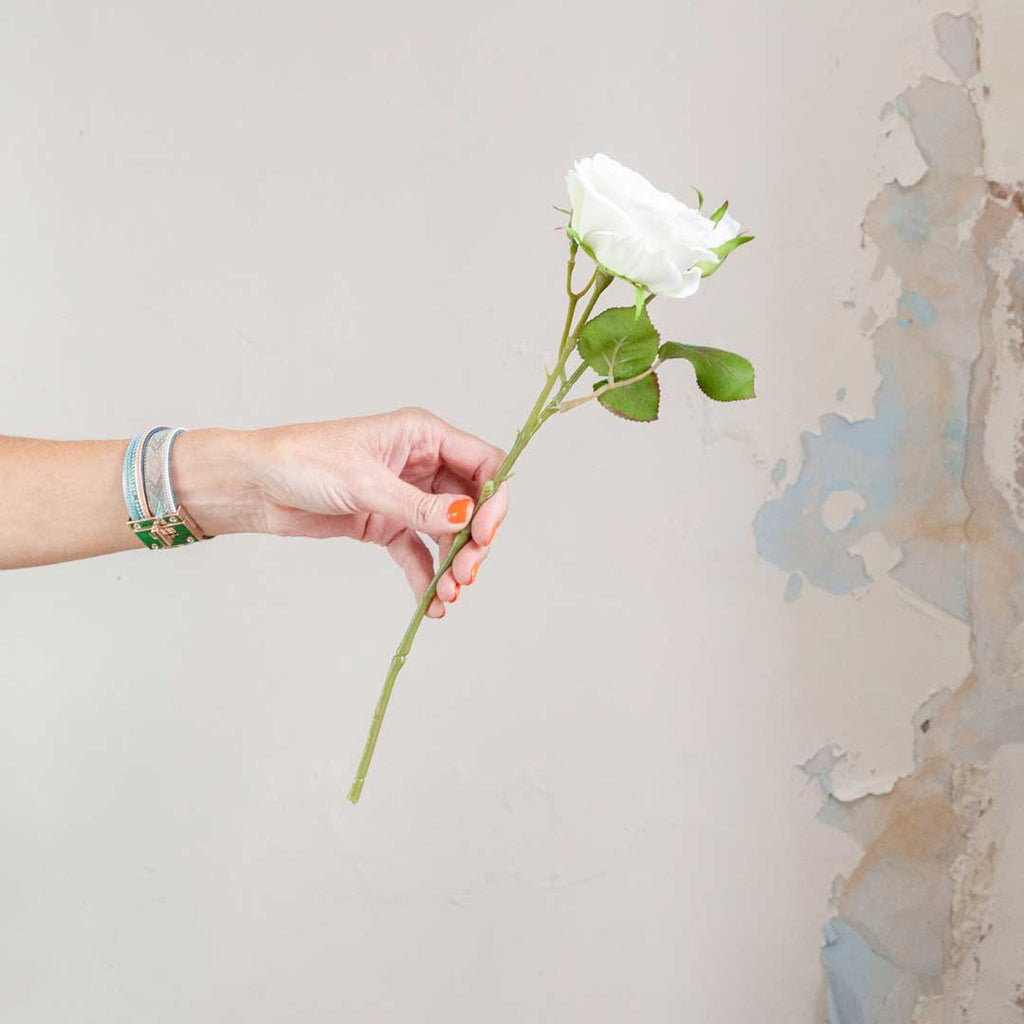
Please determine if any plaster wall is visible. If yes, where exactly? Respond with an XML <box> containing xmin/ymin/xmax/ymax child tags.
<box><xmin>1</xmin><ymin>2</ymin><xmax>1022</xmax><ymax>1021</ymax></box>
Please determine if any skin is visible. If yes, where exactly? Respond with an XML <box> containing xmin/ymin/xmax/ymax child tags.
<box><xmin>0</xmin><ymin>407</ymin><xmax>508</xmax><ymax>618</ymax></box>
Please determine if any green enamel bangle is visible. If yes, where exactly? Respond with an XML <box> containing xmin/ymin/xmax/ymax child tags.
<box><xmin>128</xmin><ymin>506</ymin><xmax>208</xmax><ymax>550</ymax></box>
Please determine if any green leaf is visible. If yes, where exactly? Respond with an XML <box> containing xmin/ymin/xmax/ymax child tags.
<box><xmin>709</xmin><ymin>199</ymin><xmax>729</xmax><ymax>224</ymax></box>
<box><xmin>598</xmin><ymin>373</ymin><xmax>660</xmax><ymax>421</ymax></box>
<box><xmin>577</xmin><ymin>306</ymin><xmax>659</xmax><ymax>381</ymax></box>
<box><xmin>659</xmin><ymin>342</ymin><xmax>755</xmax><ymax>401</ymax></box>
<box><xmin>691</xmin><ymin>185</ymin><xmax>704</xmax><ymax>212</ymax></box>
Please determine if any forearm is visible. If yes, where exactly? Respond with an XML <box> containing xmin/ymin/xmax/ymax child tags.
<box><xmin>0</xmin><ymin>430</ymin><xmax>260</xmax><ymax>569</ymax></box>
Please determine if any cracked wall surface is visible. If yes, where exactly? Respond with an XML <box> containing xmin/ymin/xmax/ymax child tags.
<box><xmin>755</xmin><ymin>5</ymin><xmax>1024</xmax><ymax>1020</ymax></box>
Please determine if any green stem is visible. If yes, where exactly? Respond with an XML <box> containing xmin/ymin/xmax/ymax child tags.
<box><xmin>542</xmin><ymin>360</ymin><xmax>589</xmax><ymax>423</ymax></box>
<box><xmin>347</xmin><ymin>267</ymin><xmax>612</xmax><ymax>803</ymax></box>
<box><xmin>558</xmin><ymin>356</ymin><xmax>663</xmax><ymax>414</ymax></box>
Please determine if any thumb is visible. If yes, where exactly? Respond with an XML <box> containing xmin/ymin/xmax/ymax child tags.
<box><xmin>355</xmin><ymin>462</ymin><xmax>473</xmax><ymax>535</ymax></box>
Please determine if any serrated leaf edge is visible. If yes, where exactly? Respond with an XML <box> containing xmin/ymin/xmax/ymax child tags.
<box><xmin>659</xmin><ymin>342</ymin><xmax>756</xmax><ymax>402</ymax></box>
<box><xmin>597</xmin><ymin>372</ymin><xmax>661</xmax><ymax>422</ymax></box>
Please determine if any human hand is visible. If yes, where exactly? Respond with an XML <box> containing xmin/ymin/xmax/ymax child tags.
<box><xmin>174</xmin><ymin>409</ymin><xmax>508</xmax><ymax>619</ymax></box>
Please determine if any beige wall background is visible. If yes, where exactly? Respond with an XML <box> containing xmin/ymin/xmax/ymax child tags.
<box><xmin>2</xmin><ymin>2</ymin><xmax>1023</xmax><ymax>1021</ymax></box>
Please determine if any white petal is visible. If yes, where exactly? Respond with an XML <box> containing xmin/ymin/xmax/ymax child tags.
<box><xmin>661</xmin><ymin>266</ymin><xmax>703</xmax><ymax>299</ymax></box>
<box><xmin>666</xmin><ymin>237</ymin><xmax>717</xmax><ymax>274</ymax></box>
<box><xmin>633</xmin><ymin>250</ymin><xmax>685</xmax><ymax>295</ymax></box>
<box><xmin>565</xmin><ymin>169</ymin><xmax>586</xmax><ymax>232</ymax></box>
<box><xmin>712</xmin><ymin>212</ymin><xmax>742</xmax><ymax>243</ymax></box>
<box><xmin>586</xmin><ymin>230</ymin><xmax>646</xmax><ymax>279</ymax></box>
<box><xmin>577</xmin><ymin>185</ymin><xmax>636</xmax><ymax>240</ymax></box>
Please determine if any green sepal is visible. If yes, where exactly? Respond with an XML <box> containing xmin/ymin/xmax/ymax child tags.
<box><xmin>598</xmin><ymin>372</ymin><xmax>660</xmax><ymax>422</ymax></box>
<box><xmin>710</xmin><ymin>233</ymin><xmax>754</xmax><ymax>260</ymax></box>
<box><xmin>633</xmin><ymin>284</ymin><xmax>649</xmax><ymax>320</ymax></box>
<box><xmin>696</xmin><ymin>234</ymin><xmax>754</xmax><ymax>277</ymax></box>
<box><xmin>709</xmin><ymin>200</ymin><xmax>729</xmax><ymax>224</ymax></box>
<box><xmin>691</xmin><ymin>185</ymin><xmax>704</xmax><ymax>212</ymax></box>
<box><xmin>659</xmin><ymin>342</ymin><xmax>756</xmax><ymax>401</ymax></box>
<box><xmin>577</xmin><ymin>305</ymin><xmax>659</xmax><ymax>381</ymax></box>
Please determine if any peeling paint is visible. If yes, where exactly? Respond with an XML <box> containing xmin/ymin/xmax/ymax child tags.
<box><xmin>822</xmin><ymin>489</ymin><xmax>868</xmax><ymax>533</ymax></box>
<box><xmin>802</xmin><ymin>744</ymin><xmax>901</xmax><ymax>804</ymax></box>
<box><xmin>756</xmin><ymin>75</ymin><xmax>980</xmax><ymax>621</ymax></box>
<box><xmin>757</xmin><ymin>8</ymin><xmax>1024</xmax><ymax>1020</ymax></box>
<box><xmin>933</xmin><ymin>12</ymin><xmax>979</xmax><ymax>84</ymax></box>
<box><xmin>823</xmin><ymin>916</ymin><xmax>921</xmax><ymax>1024</ymax></box>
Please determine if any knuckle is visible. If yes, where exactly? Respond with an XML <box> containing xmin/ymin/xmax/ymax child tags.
<box><xmin>396</xmin><ymin>405</ymin><xmax>430</xmax><ymax>424</ymax></box>
<box><xmin>413</xmin><ymin>490</ymin><xmax>437</xmax><ymax>529</ymax></box>
<box><xmin>354</xmin><ymin>513</ymin><xmax>373</xmax><ymax>544</ymax></box>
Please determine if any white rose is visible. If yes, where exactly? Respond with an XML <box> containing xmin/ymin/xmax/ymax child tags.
<box><xmin>565</xmin><ymin>153</ymin><xmax>742</xmax><ymax>299</ymax></box>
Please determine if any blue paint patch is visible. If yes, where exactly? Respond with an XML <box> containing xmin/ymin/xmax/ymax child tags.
<box><xmin>754</xmin><ymin>369</ymin><xmax>905</xmax><ymax>594</ymax></box>
<box><xmin>942</xmin><ymin>413</ymin><xmax>967</xmax><ymax>479</ymax></box>
<box><xmin>771</xmin><ymin>458</ymin><xmax>788</xmax><ymax>487</ymax></box>
<box><xmin>884</xmin><ymin>192</ymin><xmax>930</xmax><ymax>243</ymax></box>
<box><xmin>784</xmin><ymin>572</ymin><xmax>804</xmax><ymax>602</ymax></box>
<box><xmin>754</xmin><ymin>337</ymin><xmax>970</xmax><ymax>618</ymax></box>
<box><xmin>822</xmin><ymin>917</ymin><xmax>916</xmax><ymax>1024</ymax></box>
<box><xmin>897</xmin><ymin>291</ymin><xmax>937</xmax><ymax>327</ymax></box>
<box><xmin>800</xmin><ymin>745</ymin><xmax>842</xmax><ymax>793</ymax></box>
<box><xmin>836</xmin><ymin>387</ymin><xmax>847</xmax><ymax>401</ymax></box>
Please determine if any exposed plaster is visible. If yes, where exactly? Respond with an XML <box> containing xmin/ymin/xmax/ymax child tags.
<box><xmin>802</xmin><ymin>744</ymin><xmax>902</xmax><ymax>804</ymax></box>
<box><xmin>933</xmin><ymin>13</ymin><xmax>979</xmax><ymax>84</ymax></box>
<box><xmin>755</xmin><ymin>6</ymin><xmax>1024</xmax><ymax>1020</ymax></box>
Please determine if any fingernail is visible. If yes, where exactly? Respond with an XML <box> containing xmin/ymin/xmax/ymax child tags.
<box><xmin>469</xmin><ymin>562</ymin><xmax>480</xmax><ymax>584</ymax></box>
<box><xmin>438</xmin><ymin>603</ymin><xmax>446</xmax><ymax>618</ymax></box>
<box><xmin>447</xmin><ymin>498</ymin><xmax>472</xmax><ymax>525</ymax></box>
<box><xmin>450</xmin><ymin>583</ymin><xmax>461</xmax><ymax>603</ymax></box>
<box><xmin>487</xmin><ymin>523</ymin><xmax>499</xmax><ymax>545</ymax></box>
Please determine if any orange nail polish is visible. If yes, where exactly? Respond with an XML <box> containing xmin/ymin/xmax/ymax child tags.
<box><xmin>451</xmin><ymin>583</ymin><xmax>461</xmax><ymax>603</ymax></box>
<box><xmin>487</xmin><ymin>523</ymin><xmax>499</xmax><ymax>545</ymax></box>
<box><xmin>447</xmin><ymin>498</ymin><xmax>472</xmax><ymax>524</ymax></box>
<box><xmin>469</xmin><ymin>562</ymin><xmax>480</xmax><ymax>584</ymax></box>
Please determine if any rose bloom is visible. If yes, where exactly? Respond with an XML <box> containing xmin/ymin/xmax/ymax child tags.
<box><xmin>566</xmin><ymin>153</ymin><xmax>741</xmax><ymax>299</ymax></box>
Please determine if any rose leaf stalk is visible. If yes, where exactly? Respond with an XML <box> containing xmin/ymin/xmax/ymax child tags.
<box><xmin>347</xmin><ymin>259</ymin><xmax>613</xmax><ymax>803</ymax></box>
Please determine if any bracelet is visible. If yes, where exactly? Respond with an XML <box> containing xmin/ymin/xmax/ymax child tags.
<box><xmin>122</xmin><ymin>426</ymin><xmax>213</xmax><ymax>549</ymax></box>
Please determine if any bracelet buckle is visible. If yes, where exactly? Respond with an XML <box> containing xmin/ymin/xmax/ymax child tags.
<box><xmin>128</xmin><ymin>505</ymin><xmax>207</xmax><ymax>549</ymax></box>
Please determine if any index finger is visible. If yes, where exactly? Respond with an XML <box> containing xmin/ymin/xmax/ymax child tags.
<box><xmin>436</xmin><ymin>421</ymin><xmax>506</xmax><ymax>487</ymax></box>
<box><xmin>435</xmin><ymin>420</ymin><xmax>508</xmax><ymax>546</ymax></box>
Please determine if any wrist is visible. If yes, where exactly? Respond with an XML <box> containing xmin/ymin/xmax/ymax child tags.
<box><xmin>170</xmin><ymin>428</ymin><xmax>265</xmax><ymax>536</ymax></box>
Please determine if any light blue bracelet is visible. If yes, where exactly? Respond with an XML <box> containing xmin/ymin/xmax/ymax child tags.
<box><xmin>122</xmin><ymin>429</ymin><xmax>153</xmax><ymax>522</ymax></box>
<box><xmin>123</xmin><ymin>425</ymin><xmax>210</xmax><ymax>548</ymax></box>
<box><xmin>142</xmin><ymin>426</ymin><xmax>187</xmax><ymax>517</ymax></box>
